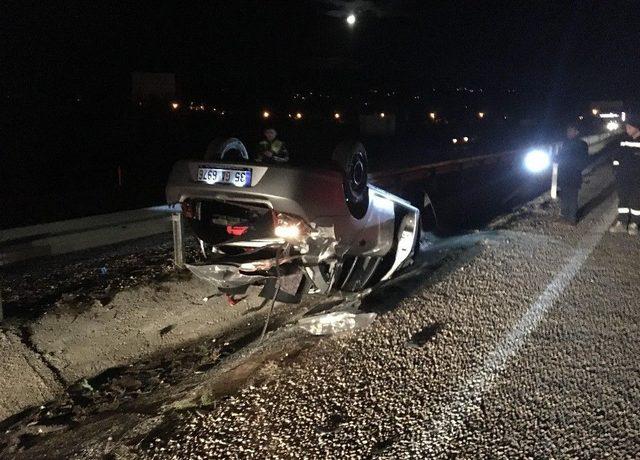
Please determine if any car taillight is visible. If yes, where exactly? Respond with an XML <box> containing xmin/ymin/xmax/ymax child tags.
<box><xmin>226</xmin><ymin>225</ymin><xmax>249</xmax><ymax>236</ymax></box>
<box><xmin>273</xmin><ymin>212</ymin><xmax>310</xmax><ymax>241</ymax></box>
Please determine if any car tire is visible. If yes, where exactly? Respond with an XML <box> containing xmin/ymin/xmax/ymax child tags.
<box><xmin>204</xmin><ymin>137</ymin><xmax>250</xmax><ymax>161</ymax></box>
<box><xmin>333</xmin><ymin>140</ymin><xmax>369</xmax><ymax>219</ymax></box>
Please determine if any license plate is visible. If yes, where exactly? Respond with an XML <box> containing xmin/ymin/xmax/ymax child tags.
<box><xmin>197</xmin><ymin>168</ymin><xmax>252</xmax><ymax>187</ymax></box>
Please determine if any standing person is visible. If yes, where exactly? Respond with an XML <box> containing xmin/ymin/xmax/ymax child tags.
<box><xmin>610</xmin><ymin>113</ymin><xmax>640</xmax><ymax>235</ymax></box>
<box><xmin>557</xmin><ymin>122</ymin><xmax>589</xmax><ymax>224</ymax></box>
<box><xmin>256</xmin><ymin>128</ymin><xmax>289</xmax><ymax>163</ymax></box>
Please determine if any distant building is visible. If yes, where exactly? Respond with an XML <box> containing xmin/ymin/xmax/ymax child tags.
<box><xmin>131</xmin><ymin>72</ymin><xmax>176</xmax><ymax>103</ymax></box>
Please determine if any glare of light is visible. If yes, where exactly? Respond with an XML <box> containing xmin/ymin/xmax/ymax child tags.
<box><xmin>622</xmin><ymin>112</ymin><xmax>626</xmax><ymax>122</ymax></box>
<box><xmin>274</xmin><ymin>224</ymin><xmax>301</xmax><ymax>239</ymax></box>
<box><xmin>334</xmin><ymin>112</ymin><xmax>341</xmax><ymax>119</ymax></box>
<box><xmin>524</xmin><ymin>149</ymin><xmax>551</xmax><ymax>173</ymax></box>
<box><xmin>463</xmin><ymin>136</ymin><xmax>469</xmax><ymax>142</ymax></box>
<box><xmin>599</xmin><ymin>112</ymin><xmax>619</xmax><ymax>119</ymax></box>
<box><xmin>170</xmin><ymin>102</ymin><xmax>179</xmax><ymax>110</ymax></box>
<box><xmin>606</xmin><ymin>120</ymin><xmax>620</xmax><ymax>131</ymax></box>
<box><xmin>262</xmin><ymin>110</ymin><xmax>270</xmax><ymax>119</ymax></box>
<box><xmin>591</xmin><ymin>108</ymin><xmax>599</xmax><ymax>116</ymax></box>
<box><xmin>429</xmin><ymin>112</ymin><xmax>436</xmax><ymax>120</ymax></box>
<box><xmin>452</xmin><ymin>138</ymin><xmax>458</xmax><ymax>144</ymax></box>
<box><xmin>478</xmin><ymin>112</ymin><xmax>485</xmax><ymax>119</ymax></box>
<box><xmin>613</xmin><ymin>160</ymin><xmax>620</xmax><ymax>166</ymax></box>
<box><xmin>379</xmin><ymin>112</ymin><xmax>385</xmax><ymax>118</ymax></box>
<box><xmin>346</xmin><ymin>13</ymin><xmax>356</xmax><ymax>26</ymax></box>
<box><xmin>295</xmin><ymin>112</ymin><xmax>303</xmax><ymax>119</ymax></box>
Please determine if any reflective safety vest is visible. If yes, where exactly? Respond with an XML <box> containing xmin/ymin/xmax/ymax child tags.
<box><xmin>258</xmin><ymin>139</ymin><xmax>290</xmax><ymax>163</ymax></box>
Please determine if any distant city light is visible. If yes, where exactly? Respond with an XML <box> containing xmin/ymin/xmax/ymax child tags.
<box><xmin>346</xmin><ymin>14</ymin><xmax>356</xmax><ymax>26</ymax></box>
<box><xmin>524</xmin><ymin>149</ymin><xmax>551</xmax><ymax>173</ymax></box>
<box><xmin>295</xmin><ymin>112</ymin><xmax>303</xmax><ymax>119</ymax></box>
<box><xmin>606</xmin><ymin>120</ymin><xmax>620</xmax><ymax>131</ymax></box>
<box><xmin>262</xmin><ymin>110</ymin><xmax>270</xmax><ymax>119</ymax></box>
<box><xmin>170</xmin><ymin>102</ymin><xmax>179</xmax><ymax>110</ymax></box>
<box><xmin>478</xmin><ymin>112</ymin><xmax>485</xmax><ymax>119</ymax></box>
<box><xmin>379</xmin><ymin>112</ymin><xmax>385</xmax><ymax>118</ymax></box>
<box><xmin>463</xmin><ymin>136</ymin><xmax>469</xmax><ymax>142</ymax></box>
<box><xmin>591</xmin><ymin>108</ymin><xmax>599</xmax><ymax>116</ymax></box>
<box><xmin>429</xmin><ymin>112</ymin><xmax>436</xmax><ymax>120</ymax></box>
<box><xmin>334</xmin><ymin>112</ymin><xmax>341</xmax><ymax>119</ymax></box>
<box><xmin>452</xmin><ymin>138</ymin><xmax>458</xmax><ymax>144</ymax></box>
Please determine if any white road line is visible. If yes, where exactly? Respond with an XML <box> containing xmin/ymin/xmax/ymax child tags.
<box><xmin>398</xmin><ymin>209</ymin><xmax>615</xmax><ymax>456</ymax></box>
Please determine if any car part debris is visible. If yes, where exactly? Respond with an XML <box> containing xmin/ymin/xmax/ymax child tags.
<box><xmin>297</xmin><ymin>311</ymin><xmax>377</xmax><ymax>335</ymax></box>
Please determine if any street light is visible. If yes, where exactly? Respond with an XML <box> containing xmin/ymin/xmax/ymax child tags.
<box><xmin>591</xmin><ymin>108</ymin><xmax>599</xmax><ymax>116</ymax></box>
<box><xmin>170</xmin><ymin>102</ymin><xmax>179</xmax><ymax>110</ymax></box>
<box><xmin>478</xmin><ymin>111</ymin><xmax>485</xmax><ymax>119</ymax></box>
<box><xmin>346</xmin><ymin>13</ymin><xmax>356</xmax><ymax>26</ymax></box>
<box><xmin>295</xmin><ymin>112</ymin><xmax>303</xmax><ymax>120</ymax></box>
<box><xmin>334</xmin><ymin>112</ymin><xmax>341</xmax><ymax>120</ymax></box>
<box><xmin>262</xmin><ymin>110</ymin><xmax>270</xmax><ymax>119</ymax></box>
<box><xmin>379</xmin><ymin>112</ymin><xmax>385</xmax><ymax>118</ymax></box>
<box><xmin>429</xmin><ymin>112</ymin><xmax>436</xmax><ymax>121</ymax></box>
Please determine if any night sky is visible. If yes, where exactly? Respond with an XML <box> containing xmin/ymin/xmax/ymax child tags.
<box><xmin>2</xmin><ymin>1</ymin><xmax>639</xmax><ymax>102</ymax></box>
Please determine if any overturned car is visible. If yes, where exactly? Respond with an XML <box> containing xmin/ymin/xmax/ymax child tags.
<box><xmin>166</xmin><ymin>138</ymin><xmax>433</xmax><ymax>302</ymax></box>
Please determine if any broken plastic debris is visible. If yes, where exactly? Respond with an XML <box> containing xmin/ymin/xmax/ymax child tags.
<box><xmin>297</xmin><ymin>311</ymin><xmax>377</xmax><ymax>335</ymax></box>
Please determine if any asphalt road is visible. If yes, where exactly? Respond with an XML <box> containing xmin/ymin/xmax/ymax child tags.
<box><xmin>2</xmin><ymin>164</ymin><xmax>639</xmax><ymax>459</ymax></box>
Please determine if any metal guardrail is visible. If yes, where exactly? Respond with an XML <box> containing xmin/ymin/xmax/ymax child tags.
<box><xmin>370</xmin><ymin>130</ymin><xmax>620</xmax><ymax>191</ymax></box>
<box><xmin>0</xmin><ymin>205</ymin><xmax>179</xmax><ymax>267</ymax></box>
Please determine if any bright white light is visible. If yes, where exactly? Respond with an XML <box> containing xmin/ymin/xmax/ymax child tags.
<box><xmin>334</xmin><ymin>112</ymin><xmax>341</xmax><ymax>119</ymax></box>
<box><xmin>429</xmin><ymin>112</ymin><xmax>436</xmax><ymax>120</ymax></box>
<box><xmin>170</xmin><ymin>102</ymin><xmax>179</xmax><ymax>110</ymax></box>
<box><xmin>524</xmin><ymin>149</ymin><xmax>551</xmax><ymax>173</ymax></box>
<box><xmin>275</xmin><ymin>224</ymin><xmax>300</xmax><ymax>239</ymax></box>
<box><xmin>606</xmin><ymin>120</ymin><xmax>620</xmax><ymax>131</ymax></box>
<box><xmin>379</xmin><ymin>112</ymin><xmax>385</xmax><ymax>118</ymax></box>
<box><xmin>591</xmin><ymin>108</ymin><xmax>599</xmax><ymax>116</ymax></box>
<box><xmin>622</xmin><ymin>112</ymin><xmax>626</xmax><ymax>122</ymax></box>
<box><xmin>262</xmin><ymin>110</ymin><xmax>270</xmax><ymax>118</ymax></box>
<box><xmin>463</xmin><ymin>136</ymin><xmax>469</xmax><ymax>142</ymax></box>
<box><xmin>346</xmin><ymin>14</ymin><xmax>356</xmax><ymax>25</ymax></box>
<box><xmin>599</xmin><ymin>112</ymin><xmax>619</xmax><ymax>119</ymax></box>
<box><xmin>478</xmin><ymin>112</ymin><xmax>485</xmax><ymax>119</ymax></box>
<box><xmin>452</xmin><ymin>138</ymin><xmax>458</xmax><ymax>144</ymax></box>
<box><xmin>295</xmin><ymin>112</ymin><xmax>303</xmax><ymax>119</ymax></box>
<box><xmin>613</xmin><ymin>160</ymin><xmax>620</xmax><ymax>166</ymax></box>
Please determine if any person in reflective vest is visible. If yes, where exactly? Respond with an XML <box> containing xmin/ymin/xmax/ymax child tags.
<box><xmin>256</xmin><ymin>128</ymin><xmax>289</xmax><ymax>163</ymax></box>
<box><xmin>610</xmin><ymin>113</ymin><xmax>640</xmax><ymax>235</ymax></box>
<box><xmin>557</xmin><ymin>122</ymin><xmax>589</xmax><ymax>224</ymax></box>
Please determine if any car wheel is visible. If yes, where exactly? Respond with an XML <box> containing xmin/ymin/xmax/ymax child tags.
<box><xmin>204</xmin><ymin>137</ymin><xmax>250</xmax><ymax>161</ymax></box>
<box><xmin>333</xmin><ymin>140</ymin><xmax>369</xmax><ymax>219</ymax></box>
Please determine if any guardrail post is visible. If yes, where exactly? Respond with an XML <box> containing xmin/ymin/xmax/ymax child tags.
<box><xmin>171</xmin><ymin>213</ymin><xmax>185</xmax><ymax>269</ymax></box>
<box><xmin>551</xmin><ymin>161</ymin><xmax>559</xmax><ymax>200</ymax></box>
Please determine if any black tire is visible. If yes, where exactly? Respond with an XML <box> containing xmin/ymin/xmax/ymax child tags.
<box><xmin>332</xmin><ymin>141</ymin><xmax>369</xmax><ymax>219</ymax></box>
<box><xmin>204</xmin><ymin>137</ymin><xmax>250</xmax><ymax>162</ymax></box>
